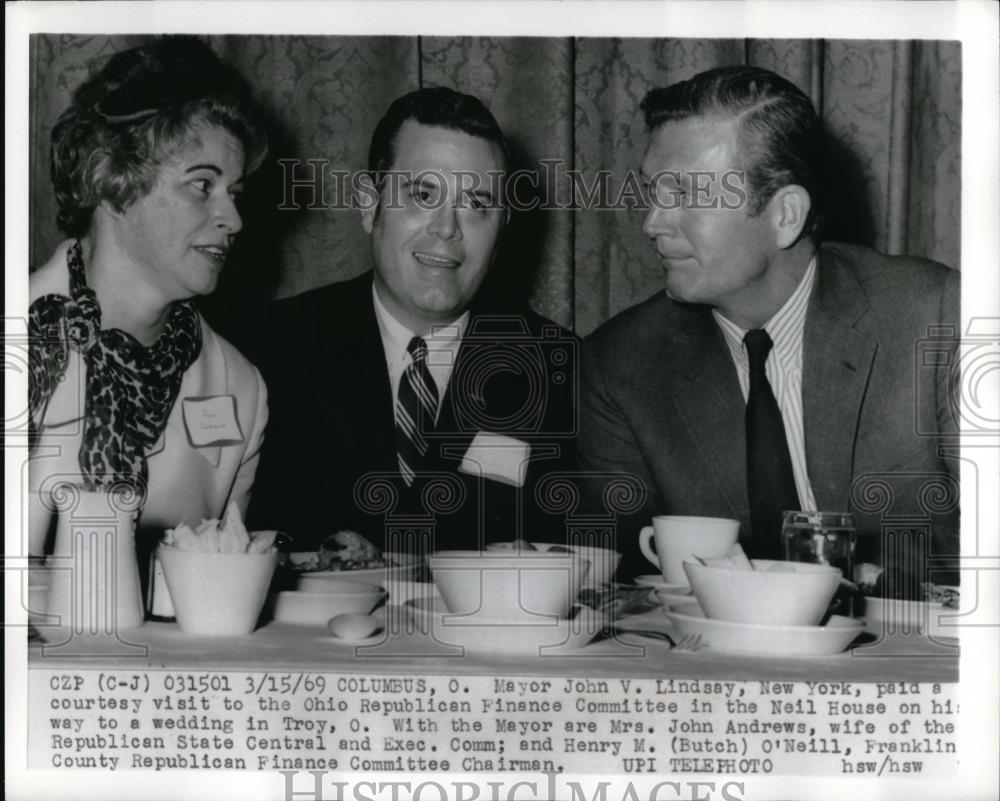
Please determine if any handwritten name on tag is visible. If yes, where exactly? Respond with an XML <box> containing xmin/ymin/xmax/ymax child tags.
<box><xmin>459</xmin><ymin>432</ymin><xmax>531</xmax><ymax>487</ymax></box>
<box><xmin>182</xmin><ymin>395</ymin><xmax>244</xmax><ymax>448</ymax></box>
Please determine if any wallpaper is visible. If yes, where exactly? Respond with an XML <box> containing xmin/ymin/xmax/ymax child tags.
<box><xmin>28</xmin><ymin>35</ymin><xmax>961</xmax><ymax>335</ymax></box>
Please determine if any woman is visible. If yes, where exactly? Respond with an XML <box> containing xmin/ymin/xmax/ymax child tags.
<box><xmin>28</xmin><ymin>37</ymin><xmax>269</xmax><ymax>569</ymax></box>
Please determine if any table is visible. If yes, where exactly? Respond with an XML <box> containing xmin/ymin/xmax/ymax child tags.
<box><xmin>29</xmin><ymin>604</ymin><xmax>959</xmax><ymax>682</ymax></box>
<box><xmin>26</xmin><ymin>598</ymin><xmax>963</xmax><ymax>784</ymax></box>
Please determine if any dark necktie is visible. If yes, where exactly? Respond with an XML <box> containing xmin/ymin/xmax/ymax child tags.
<box><xmin>396</xmin><ymin>336</ymin><xmax>439</xmax><ymax>486</ymax></box>
<box><xmin>744</xmin><ymin>329</ymin><xmax>800</xmax><ymax>557</ymax></box>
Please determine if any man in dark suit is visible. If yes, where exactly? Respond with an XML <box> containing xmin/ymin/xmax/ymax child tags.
<box><xmin>579</xmin><ymin>66</ymin><xmax>959</xmax><ymax>591</ymax></box>
<box><xmin>246</xmin><ymin>88</ymin><xmax>577</xmax><ymax>554</ymax></box>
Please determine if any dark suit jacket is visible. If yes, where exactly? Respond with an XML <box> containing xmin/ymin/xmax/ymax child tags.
<box><xmin>580</xmin><ymin>243</ymin><xmax>960</xmax><ymax>585</ymax></box>
<box><xmin>243</xmin><ymin>272</ymin><xmax>578</xmax><ymax>553</ymax></box>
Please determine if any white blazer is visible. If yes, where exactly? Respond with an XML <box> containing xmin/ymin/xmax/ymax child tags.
<box><xmin>28</xmin><ymin>242</ymin><xmax>268</xmax><ymax>553</ymax></box>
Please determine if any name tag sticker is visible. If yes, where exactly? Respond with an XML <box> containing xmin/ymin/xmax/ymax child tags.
<box><xmin>459</xmin><ymin>432</ymin><xmax>531</xmax><ymax>487</ymax></box>
<box><xmin>182</xmin><ymin>395</ymin><xmax>244</xmax><ymax>448</ymax></box>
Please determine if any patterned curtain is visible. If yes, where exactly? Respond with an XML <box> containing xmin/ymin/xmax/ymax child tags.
<box><xmin>29</xmin><ymin>35</ymin><xmax>960</xmax><ymax>336</ymax></box>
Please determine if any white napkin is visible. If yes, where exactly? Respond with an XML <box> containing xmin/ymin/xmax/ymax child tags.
<box><xmin>459</xmin><ymin>432</ymin><xmax>531</xmax><ymax>487</ymax></box>
<box><xmin>163</xmin><ymin>501</ymin><xmax>275</xmax><ymax>554</ymax></box>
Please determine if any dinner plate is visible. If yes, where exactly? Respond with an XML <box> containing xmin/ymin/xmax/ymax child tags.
<box><xmin>403</xmin><ymin>597</ymin><xmax>605</xmax><ymax>656</ymax></box>
<box><xmin>289</xmin><ymin>552</ymin><xmax>422</xmax><ymax>589</ymax></box>
<box><xmin>664</xmin><ymin>603</ymin><xmax>865</xmax><ymax>657</ymax></box>
<box><xmin>861</xmin><ymin>597</ymin><xmax>959</xmax><ymax>640</ymax></box>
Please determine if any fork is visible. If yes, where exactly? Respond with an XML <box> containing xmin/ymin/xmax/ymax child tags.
<box><xmin>596</xmin><ymin>626</ymin><xmax>676</xmax><ymax>644</ymax></box>
<box><xmin>673</xmin><ymin>633</ymin><xmax>703</xmax><ymax>652</ymax></box>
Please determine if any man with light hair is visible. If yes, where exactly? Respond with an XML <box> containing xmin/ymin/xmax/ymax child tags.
<box><xmin>580</xmin><ymin>66</ymin><xmax>959</xmax><ymax>591</ymax></box>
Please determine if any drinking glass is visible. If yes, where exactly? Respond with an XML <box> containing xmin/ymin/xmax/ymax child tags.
<box><xmin>782</xmin><ymin>511</ymin><xmax>856</xmax><ymax>617</ymax></box>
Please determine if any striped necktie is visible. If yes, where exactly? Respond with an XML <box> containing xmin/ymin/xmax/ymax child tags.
<box><xmin>396</xmin><ymin>336</ymin><xmax>439</xmax><ymax>486</ymax></box>
<box><xmin>744</xmin><ymin>329</ymin><xmax>800</xmax><ymax>557</ymax></box>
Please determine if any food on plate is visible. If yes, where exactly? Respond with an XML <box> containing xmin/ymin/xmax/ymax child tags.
<box><xmin>162</xmin><ymin>501</ymin><xmax>276</xmax><ymax>554</ymax></box>
<box><xmin>577</xmin><ymin>584</ymin><xmax>652</xmax><ymax>619</ymax></box>
<box><xmin>854</xmin><ymin>563</ymin><xmax>959</xmax><ymax>607</ymax></box>
<box><xmin>921</xmin><ymin>583</ymin><xmax>960</xmax><ymax>609</ymax></box>
<box><xmin>295</xmin><ymin>531</ymin><xmax>397</xmax><ymax>572</ymax></box>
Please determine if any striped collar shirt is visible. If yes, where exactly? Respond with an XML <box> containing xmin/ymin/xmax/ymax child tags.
<box><xmin>373</xmin><ymin>284</ymin><xmax>469</xmax><ymax>422</ymax></box>
<box><xmin>712</xmin><ymin>256</ymin><xmax>818</xmax><ymax>511</ymax></box>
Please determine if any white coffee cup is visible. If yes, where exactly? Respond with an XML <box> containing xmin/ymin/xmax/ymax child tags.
<box><xmin>639</xmin><ymin>515</ymin><xmax>740</xmax><ymax>585</ymax></box>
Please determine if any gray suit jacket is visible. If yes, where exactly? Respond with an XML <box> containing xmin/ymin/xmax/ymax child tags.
<box><xmin>580</xmin><ymin>242</ymin><xmax>960</xmax><ymax>584</ymax></box>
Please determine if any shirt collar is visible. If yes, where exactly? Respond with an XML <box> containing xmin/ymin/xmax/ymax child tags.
<box><xmin>372</xmin><ymin>283</ymin><xmax>470</xmax><ymax>362</ymax></box>
<box><xmin>713</xmin><ymin>255</ymin><xmax>817</xmax><ymax>369</ymax></box>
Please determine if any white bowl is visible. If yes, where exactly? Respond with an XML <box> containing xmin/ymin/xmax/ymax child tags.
<box><xmin>428</xmin><ymin>550</ymin><xmax>590</xmax><ymax>620</ymax></box>
<box><xmin>404</xmin><ymin>597</ymin><xmax>603</xmax><ymax>655</ymax></box>
<box><xmin>683</xmin><ymin>559</ymin><xmax>841</xmax><ymax>627</ymax></box>
<box><xmin>486</xmin><ymin>542</ymin><xmax>621</xmax><ymax>586</ymax></box>
<box><xmin>157</xmin><ymin>547</ymin><xmax>278</xmax><ymax>636</ymax></box>
<box><xmin>862</xmin><ymin>597</ymin><xmax>958</xmax><ymax>640</ymax></box>
<box><xmin>272</xmin><ymin>581</ymin><xmax>385</xmax><ymax>625</ymax></box>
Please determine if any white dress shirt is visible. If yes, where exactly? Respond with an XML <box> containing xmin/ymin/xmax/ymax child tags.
<box><xmin>712</xmin><ymin>257</ymin><xmax>818</xmax><ymax>511</ymax></box>
<box><xmin>372</xmin><ymin>285</ymin><xmax>469</xmax><ymax>422</ymax></box>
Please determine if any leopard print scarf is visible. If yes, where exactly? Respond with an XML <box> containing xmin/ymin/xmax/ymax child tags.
<box><xmin>28</xmin><ymin>241</ymin><xmax>202</xmax><ymax>493</ymax></box>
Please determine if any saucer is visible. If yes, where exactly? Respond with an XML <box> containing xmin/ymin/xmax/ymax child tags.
<box><xmin>664</xmin><ymin>603</ymin><xmax>865</xmax><ymax>657</ymax></box>
<box><xmin>403</xmin><ymin>597</ymin><xmax>605</xmax><ymax>656</ymax></box>
<box><xmin>634</xmin><ymin>575</ymin><xmax>691</xmax><ymax>593</ymax></box>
